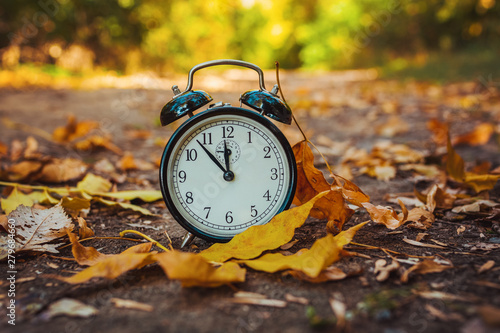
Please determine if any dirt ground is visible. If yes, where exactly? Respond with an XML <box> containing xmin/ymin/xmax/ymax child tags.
<box><xmin>0</xmin><ymin>70</ymin><xmax>499</xmax><ymax>333</ymax></box>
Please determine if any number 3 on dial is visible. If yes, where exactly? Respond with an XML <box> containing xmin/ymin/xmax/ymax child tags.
<box><xmin>159</xmin><ymin>107</ymin><xmax>297</xmax><ymax>242</ymax></box>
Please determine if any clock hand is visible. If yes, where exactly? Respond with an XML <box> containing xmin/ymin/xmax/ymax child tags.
<box><xmin>196</xmin><ymin>140</ymin><xmax>226</xmax><ymax>173</ymax></box>
<box><xmin>223</xmin><ymin>140</ymin><xmax>231</xmax><ymax>172</ymax></box>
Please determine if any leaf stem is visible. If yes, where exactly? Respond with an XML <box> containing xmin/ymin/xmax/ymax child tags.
<box><xmin>274</xmin><ymin>61</ymin><xmax>334</xmax><ymax>177</ymax></box>
<box><xmin>119</xmin><ymin>229</ymin><xmax>170</xmax><ymax>252</ymax></box>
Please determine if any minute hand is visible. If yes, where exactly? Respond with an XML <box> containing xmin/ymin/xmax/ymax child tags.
<box><xmin>196</xmin><ymin>140</ymin><xmax>226</xmax><ymax>173</ymax></box>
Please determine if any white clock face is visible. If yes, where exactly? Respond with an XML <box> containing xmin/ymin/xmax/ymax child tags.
<box><xmin>162</xmin><ymin>109</ymin><xmax>295</xmax><ymax>241</ymax></box>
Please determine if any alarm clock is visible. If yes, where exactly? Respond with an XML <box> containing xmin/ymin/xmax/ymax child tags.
<box><xmin>159</xmin><ymin>59</ymin><xmax>297</xmax><ymax>246</ymax></box>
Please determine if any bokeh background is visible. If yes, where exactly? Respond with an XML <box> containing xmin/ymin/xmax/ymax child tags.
<box><xmin>1</xmin><ymin>0</ymin><xmax>499</xmax><ymax>83</ymax></box>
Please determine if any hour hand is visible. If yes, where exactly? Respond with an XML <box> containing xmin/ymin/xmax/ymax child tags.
<box><xmin>196</xmin><ymin>140</ymin><xmax>226</xmax><ymax>173</ymax></box>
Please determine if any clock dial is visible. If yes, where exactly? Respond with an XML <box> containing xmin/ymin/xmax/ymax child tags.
<box><xmin>160</xmin><ymin>108</ymin><xmax>296</xmax><ymax>241</ymax></box>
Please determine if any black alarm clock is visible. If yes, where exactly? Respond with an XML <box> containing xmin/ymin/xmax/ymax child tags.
<box><xmin>159</xmin><ymin>60</ymin><xmax>297</xmax><ymax>246</ymax></box>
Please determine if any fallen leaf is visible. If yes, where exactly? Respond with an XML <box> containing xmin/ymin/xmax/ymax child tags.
<box><xmin>58</xmin><ymin>248</ymin><xmax>156</xmax><ymax>284</ymax></box>
<box><xmin>0</xmin><ymin>203</ymin><xmax>73</xmax><ymax>259</ymax></box>
<box><xmin>477</xmin><ymin>260</ymin><xmax>495</xmax><ymax>274</ymax></box>
<box><xmin>453</xmin><ymin>123</ymin><xmax>495</xmax><ymax>146</ymax></box>
<box><xmin>40</xmin><ymin>298</ymin><xmax>98</xmax><ymax>320</ymax></box>
<box><xmin>200</xmin><ymin>192</ymin><xmax>327</xmax><ymax>263</ymax></box>
<box><xmin>427</xmin><ymin>118</ymin><xmax>449</xmax><ymax>145</ymax></box>
<box><xmin>117</xmin><ymin>152</ymin><xmax>138</xmax><ymax>171</ymax></box>
<box><xmin>1</xmin><ymin>187</ymin><xmax>34</xmax><ymax>214</ymax></box>
<box><xmin>77</xmin><ymin>217</ymin><xmax>94</xmax><ymax>239</ymax></box>
<box><xmin>292</xmin><ymin>141</ymin><xmax>330</xmax><ymax>206</ymax></box>
<box><xmin>4</xmin><ymin>160</ymin><xmax>43</xmax><ymax>181</ymax></box>
<box><xmin>76</xmin><ymin>173</ymin><xmax>112</xmax><ymax>195</ymax></box>
<box><xmin>74</xmin><ymin>135</ymin><xmax>123</xmax><ymax>155</ymax></box>
<box><xmin>402</xmin><ymin>238</ymin><xmax>446</xmax><ymax>249</ymax></box>
<box><xmin>240</xmin><ymin>222</ymin><xmax>367</xmax><ymax>278</ymax></box>
<box><xmin>0</xmin><ymin>141</ymin><xmax>8</xmax><ymax>157</ymax></box>
<box><xmin>38</xmin><ymin>158</ymin><xmax>87</xmax><ymax>183</ymax></box>
<box><xmin>424</xmin><ymin>184</ymin><xmax>456</xmax><ymax>211</ymax></box>
<box><xmin>95</xmin><ymin>198</ymin><xmax>155</xmax><ymax>216</ymax></box>
<box><xmin>329</xmin><ymin>293</ymin><xmax>347</xmax><ymax>330</ymax></box>
<box><xmin>24</xmin><ymin>136</ymin><xmax>40</xmax><ymax>159</ymax></box>
<box><xmin>288</xmin><ymin>266</ymin><xmax>347</xmax><ymax>283</ymax></box>
<box><xmin>477</xmin><ymin>305</ymin><xmax>500</xmax><ymax>327</ymax></box>
<box><xmin>401</xmin><ymin>259</ymin><xmax>452</xmax><ymax>283</ymax></box>
<box><xmin>61</xmin><ymin>197</ymin><xmax>91</xmax><ymax>218</ymax></box>
<box><xmin>406</xmin><ymin>207</ymin><xmax>435</xmax><ymax>230</ymax></box>
<box><xmin>416</xmin><ymin>290</ymin><xmax>478</xmax><ymax>303</ymax></box>
<box><xmin>110</xmin><ymin>298</ymin><xmax>154</xmax><ymax>312</ymax></box>
<box><xmin>331</xmin><ymin>174</ymin><xmax>370</xmax><ymax>207</ymax></box>
<box><xmin>446</xmin><ymin>135</ymin><xmax>466</xmax><ymax>182</ymax></box>
<box><xmin>93</xmin><ymin>190</ymin><xmax>163</xmax><ymax>202</ymax></box>
<box><xmin>374</xmin><ymin>259</ymin><xmax>400</xmax><ymax>282</ymax></box>
<box><xmin>416</xmin><ymin>233</ymin><xmax>428</xmax><ymax>242</ymax></box>
<box><xmin>155</xmin><ymin>251</ymin><xmax>246</xmax><ymax>287</ymax></box>
<box><xmin>361</xmin><ymin>201</ymin><xmax>405</xmax><ymax>229</ymax></box>
<box><xmin>52</xmin><ymin>114</ymin><xmax>99</xmax><ymax>143</ymax></box>
<box><xmin>452</xmin><ymin>200</ymin><xmax>499</xmax><ymax>213</ymax></box>
<box><xmin>67</xmin><ymin>231</ymin><xmax>107</xmax><ymax>266</ymax></box>
<box><xmin>456</xmin><ymin>225</ymin><xmax>466</xmax><ymax>235</ymax></box>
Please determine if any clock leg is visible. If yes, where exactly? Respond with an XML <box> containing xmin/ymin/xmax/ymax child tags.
<box><xmin>181</xmin><ymin>232</ymin><xmax>196</xmax><ymax>248</ymax></box>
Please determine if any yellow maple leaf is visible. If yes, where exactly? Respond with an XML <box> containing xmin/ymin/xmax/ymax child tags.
<box><xmin>1</xmin><ymin>187</ymin><xmax>34</xmax><ymax>214</ymax></box>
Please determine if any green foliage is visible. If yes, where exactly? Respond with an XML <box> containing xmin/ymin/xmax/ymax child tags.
<box><xmin>0</xmin><ymin>0</ymin><xmax>498</xmax><ymax>73</ymax></box>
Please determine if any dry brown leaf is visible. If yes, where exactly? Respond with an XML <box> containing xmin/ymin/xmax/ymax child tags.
<box><xmin>40</xmin><ymin>298</ymin><xmax>98</xmax><ymax>320</ymax></box>
<box><xmin>9</xmin><ymin>139</ymin><xmax>23</xmax><ymax>161</ymax></box>
<box><xmin>361</xmin><ymin>201</ymin><xmax>405</xmax><ymax>229</ymax></box>
<box><xmin>331</xmin><ymin>174</ymin><xmax>370</xmax><ymax>207</ymax></box>
<box><xmin>288</xmin><ymin>266</ymin><xmax>348</xmax><ymax>283</ymax></box>
<box><xmin>401</xmin><ymin>259</ymin><xmax>452</xmax><ymax>283</ymax></box>
<box><xmin>292</xmin><ymin>141</ymin><xmax>330</xmax><ymax>206</ymax></box>
<box><xmin>52</xmin><ymin>114</ymin><xmax>99</xmax><ymax>143</ymax></box>
<box><xmin>374</xmin><ymin>259</ymin><xmax>400</xmax><ymax>282</ymax></box>
<box><xmin>0</xmin><ymin>203</ymin><xmax>73</xmax><ymax>259</ymax></box>
<box><xmin>477</xmin><ymin>260</ymin><xmax>495</xmax><ymax>274</ymax></box>
<box><xmin>0</xmin><ymin>141</ymin><xmax>8</xmax><ymax>157</ymax></box>
<box><xmin>425</xmin><ymin>304</ymin><xmax>464</xmax><ymax>322</ymax></box>
<box><xmin>425</xmin><ymin>184</ymin><xmax>456</xmax><ymax>211</ymax></box>
<box><xmin>5</xmin><ymin>160</ymin><xmax>43</xmax><ymax>182</ymax></box>
<box><xmin>456</xmin><ymin>225</ymin><xmax>466</xmax><ymax>235</ymax></box>
<box><xmin>74</xmin><ymin>135</ymin><xmax>123</xmax><ymax>155</ymax></box>
<box><xmin>67</xmin><ymin>231</ymin><xmax>107</xmax><ymax>266</ymax></box>
<box><xmin>77</xmin><ymin>217</ymin><xmax>94</xmax><ymax>239</ymax></box>
<box><xmin>38</xmin><ymin>158</ymin><xmax>87</xmax><ymax>183</ymax></box>
<box><xmin>24</xmin><ymin>136</ymin><xmax>40</xmax><ymax>159</ymax></box>
<box><xmin>406</xmin><ymin>207</ymin><xmax>435</xmax><ymax>230</ymax></box>
<box><xmin>427</xmin><ymin>118</ymin><xmax>449</xmax><ymax>145</ymax></box>
<box><xmin>155</xmin><ymin>251</ymin><xmax>246</xmax><ymax>287</ymax></box>
<box><xmin>125</xmin><ymin>129</ymin><xmax>152</xmax><ymax>140</ymax></box>
<box><xmin>453</xmin><ymin>123</ymin><xmax>495</xmax><ymax>146</ymax></box>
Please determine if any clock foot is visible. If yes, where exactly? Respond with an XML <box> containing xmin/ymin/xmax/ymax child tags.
<box><xmin>181</xmin><ymin>232</ymin><xmax>196</xmax><ymax>248</ymax></box>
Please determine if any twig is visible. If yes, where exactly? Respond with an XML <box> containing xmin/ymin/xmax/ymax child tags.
<box><xmin>58</xmin><ymin>236</ymin><xmax>143</xmax><ymax>249</ymax></box>
<box><xmin>275</xmin><ymin>61</ymin><xmax>334</xmax><ymax>177</ymax></box>
<box><xmin>119</xmin><ymin>229</ymin><xmax>170</xmax><ymax>252</ymax></box>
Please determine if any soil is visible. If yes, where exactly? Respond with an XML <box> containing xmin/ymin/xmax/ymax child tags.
<box><xmin>0</xmin><ymin>71</ymin><xmax>499</xmax><ymax>333</ymax></box>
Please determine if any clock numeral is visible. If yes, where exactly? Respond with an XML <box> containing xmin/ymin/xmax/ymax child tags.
<box><xmin>222</xmin><ymin>126</ymin><xmax>234</xmax><ymax>139</ymax></box>
<box><xmin>186</xmin><ymin>149</ymin><xmax>197</xmax><ymax>161</ymax></box>
<box><xmin>270</xmin><ymin>168</ymin><xmax>278</xmax><ymax>180</ymax></box>
<box><xmin>203</xmin><ymin>207</ymin><xmax>211</xmax><ymax>219</ymax></box>
<box><xmin>202</xmin><ymin>132</ymin><xmax>212</xmax><ymax>145</ymax></box>
<box><xmin>247</xmin><ymin>131</ymin><xmax>252</xmax><ymax>143</ymax></box>
<box><xmin>185</xmin><ymin>191</ymin><xmax>194</xmax><ymax>204</ymax></box>
<box><xmin>225</xmin><ymin>211</ymin><xmax>233</xmax><ymax>224</ymax></box>
<box><xmin>250</xmin><ymin>205</ymin><xmax>258</xmax><ymax>217</ymax></box>
<box><xmin>263</xmin><ymin>190</ymin><xmax>271</xmax><ymax>201</ymax></box>
<box><xmin>178</xmin><ymin>170</ymin><xmax>187</xmax><ymax>183</ymax></box>
<box><xmin>263</xmin><ymin>146</ymin><xmax>271</xmax><ymax>158</ymax></box>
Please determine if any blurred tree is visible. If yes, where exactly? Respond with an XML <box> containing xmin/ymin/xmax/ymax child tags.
<box><xmin>0</xmin><ymin>0</ymin><xmax>498</xmax><ymax>72</ymax></box>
